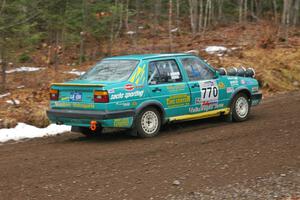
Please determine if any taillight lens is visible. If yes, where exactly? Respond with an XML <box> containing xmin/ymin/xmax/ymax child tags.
<box><xmin>50</xmin><ymin>89</ymin><xmax>59</xmax><ymax>101</ymax></box>
<box><xmin>94</xmin><ymin>90</ymin><xmax>109</xmax><ymax>103</ymax></box>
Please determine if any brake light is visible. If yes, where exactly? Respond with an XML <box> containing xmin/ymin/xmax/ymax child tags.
<box><xmin>94</xmin><ymin>90</ymin><xmax>109</xmax><ymax>103</ymax></box>
<box><xmin>50</xmin><ymin>89</ymin><xmax>59</xmax><ymax>101</ymax></box>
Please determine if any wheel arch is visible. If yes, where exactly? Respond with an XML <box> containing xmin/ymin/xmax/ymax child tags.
<box><xmin>135</xmin><ymin>101</ymin><xmax>167</xmax><ymax>124</ymax></box>
<box><xmin>229</xmin><ymin>87</ymin><xmax>252</xmax><ymax>107</ymax></box>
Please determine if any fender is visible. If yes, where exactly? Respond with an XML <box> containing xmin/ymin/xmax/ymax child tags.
<box><xmin>228</xmin><ymin>87</ymin><xmax>252</xmax><ymax>107</ymax></box>
<box><xmin>135</xmin><ymin>100</ymin><xmax>167</xmax><ymax>124</ymax></box>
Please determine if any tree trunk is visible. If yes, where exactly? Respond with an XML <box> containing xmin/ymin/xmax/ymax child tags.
<box><xmin>282</xmin><ymin>0</ymin><xmax>292</xmax><ymax>43</ymax></box>
<box><xmin>293</xmin><ymin>0</ymin><xmax>300</xmax><ymax>26</ymax></box>
<box><xmin>176</xmin><ymin>0</ymin><xmax>180</xmax><ymax>31</ymax></box>
<box><xmin>188</xmin><ymin>0</ymin><xmax>196</xmax><ymax>35</ymax></box>
<box><xmin>273</xmin><ymin>0</ymin><xmax>278</xmax><ymax>24</ymax></box>
<box><xmin>125</xmin><ymin>0</ymin><xmax>129</xmax><ymax>31</ymax></box>
<box><xmin>198</xmin><ymin>0</ymin><xmax>203</xmax><ymax>32</ymax></box>
<box><xmin>239</xmin><ymin>0</ymin><xmax>243</xmax><ymax>23</ymax></box>
<box><xmin>168</xmin><ymin>0</ymin><xmax>173</xmax><ymax>52</ymax></box>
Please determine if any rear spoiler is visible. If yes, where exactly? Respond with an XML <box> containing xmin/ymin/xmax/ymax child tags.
<box><xmin>51</xmin><ymin>83</ymin><xmax>105</xmax><ymax>87</ymax></box>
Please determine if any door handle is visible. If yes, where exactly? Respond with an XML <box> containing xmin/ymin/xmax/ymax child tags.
<box><xmin>152</xmin><ymin>87</ymin><xmax>162</xmax><ymax>92</ymax></box>
<box><xmin>191</xmin><ymin>83</ymin><xmax>199</xmax><ymax>88</ymax></box>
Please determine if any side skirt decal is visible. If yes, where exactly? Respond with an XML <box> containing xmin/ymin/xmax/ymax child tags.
<box><xmin>169</xmin><ymin>108</ymin><xmax>230</xmax><ymax>122</ymax></box>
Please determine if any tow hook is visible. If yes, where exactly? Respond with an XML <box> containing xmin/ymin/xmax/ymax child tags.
<box><xmin>90</xmin><ymin>121</ymin><xmax>97</xmax><ymax>131</ymax></box>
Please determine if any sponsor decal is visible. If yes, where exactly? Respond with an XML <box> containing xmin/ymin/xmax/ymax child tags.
<box><xmin>108</xmin><ymin>89</ymin><xmax>115</xmax><ymax>94</ymax></box>
<box><xmin>189</xmin><ymin>103</ymin><xmax>224</xmax><ymax>113</ymax></box>
<box><xmin>114</xmin><ymin>118</ymin><xmax>130</xmax><ymax>127</ymax></box>
<box><xmin>252</xmin><ymin>86</ymin><xmax>259</xmax><ymax>92</ymax></box>
<box><xmin>54</xmin><ymin>102</ymin><xmax>95</xmax><ymax>109</ymax></box>
<box><xmin>230</xmin><ymin>80</ymin><xmax>239</xmax><ymax>86</ymax></box>
<box><xmin>167</xmin><ymin>84</ymin><xmax>185</xmax><ymax>92</ymax></box>
<box><xmin>124</xmin><ymin>84</ymin><xmax>134</xmax><ymax>91</ymax></box>
<box><xmin>116</xmin><ymin>102</ymin><xmax>131</xmax><ymax>107</ymax></box>
<box><xmin>129</xmin><ymin>64</ymin><xmax>146</xmax><ymax>84</ymax></box>
<box><xmin>199</xmin><ymin>80</ymin><xmax>219</xmax><ymax>102</ymax></box>
<box><xmin>60</xmin><ymin>97</ymin><xmax>70</xmax><ymax>101</ymax></box>
<box><xmin>218</xmin><ymin>82</ymin><xmax>225</xmax><ymax>89</ymax></box>
<box><xmin>131</xmin><ymin>101</ymin><xmax>138</xmax><ymax>106</ymax></box>
<box><xmin>111</xmin><ymin>90</ymin><xmax>144</xmax><ymax>100</ymax></box>
<box><xmin>170</xmin><ymin>72</ymin><xmax>181</xmax><ymax>80</ymax></box>
<box><xmin>241</xmin><ymin>79</ymin><xmax>246</xmax><ymax>84</ymax></box>
<box><xmin>166</xmin><ymin>94</ymin><xmax>190</xmax><ymax>108</ymax></box>
<box><xmin>195</xmin><ymin>97</ymin><xmax>201</xmax><ymax>104</ymax></box>
<box><xmin>226</xmin><ymin>87</ymin><xmax>234</xmax><ymax>93</ymax></box>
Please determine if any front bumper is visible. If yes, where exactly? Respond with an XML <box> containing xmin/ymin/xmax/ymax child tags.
<box><xmin>251</xmin><ymin>92</ymin><xmax>262</xmax><ymax>106</ymax></box>
<box><xmin>47</xmin><ymin>109</ymin><xmax>135</xmax><ymax>121</ymax></box>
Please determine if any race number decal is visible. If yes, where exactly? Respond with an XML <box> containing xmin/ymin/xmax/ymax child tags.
<box><xmin>199</xmin><ymin>80</ymin><xmax>219</xmax><ymax>102</ymax></box>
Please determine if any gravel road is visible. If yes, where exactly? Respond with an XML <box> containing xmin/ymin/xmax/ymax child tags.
<box><xmin>0</xmin><ymin>92</ymin><xmax>299</xmax><ymax>200</ymax></box>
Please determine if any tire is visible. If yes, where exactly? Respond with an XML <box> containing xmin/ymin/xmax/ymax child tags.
<box><xmin>71</xmin><ymin>126</ymin><xmax>103</xmax><ymax>137</ymax></box>
<box><xmin>231</xmin><ymin>93</ymin><xmax>251</xmax><ymax>122</ymax></box>
<box><xmin>136</xmin><ymin>107</ymin><xmax>161</xmax><ymax>138</ymax></box>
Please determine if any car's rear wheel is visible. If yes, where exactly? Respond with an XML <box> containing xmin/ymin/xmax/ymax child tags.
<box><xmin>136</xmin><ymin>107</ymin><xmax>161</xmax><ymax>138</ymax></box>
<box><xmin>72</xmin><ymin>126</ymin><xmax>103</xmax><ymax>137</ymax></box>
<box><xmin>231</xmin><ymin>93</ymin><xmax>250</xmax><ymax>122</ymax></box>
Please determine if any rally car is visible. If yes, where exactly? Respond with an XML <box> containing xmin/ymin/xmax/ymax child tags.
<box><xmin>47</xmin><ymin>54</ymin><xmax>262</xmax><ymax>138</ymax></box>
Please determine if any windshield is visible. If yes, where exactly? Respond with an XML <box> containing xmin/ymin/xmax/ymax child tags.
<box><xmin>79</xmin><ymin>60</ymin><xmax>139</xmax><ymax>82</ymax></box>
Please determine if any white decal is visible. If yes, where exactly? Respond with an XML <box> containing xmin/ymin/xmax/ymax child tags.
<box><xmin>199</xmin><ymin>80</ymin><xmax>219</xmax><ymax>102</ymax></box>
<box><xmin>111</xmin><ymin>91</ymin><xmax>144</xmax><ymax>100</ymax></box>
<box><xmin>226</xmin><ymin>87</ymin><xmax>234</xmax><ymax>93</ymax></box>
<box><xmin>170</xmin><ymin>72</ymin><xmax>180</xmax><ymax>80</ymax></box>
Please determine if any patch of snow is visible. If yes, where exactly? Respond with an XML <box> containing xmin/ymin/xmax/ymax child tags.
<box><xmin>171</xmin><ymin>28</ymin><xmax>179</xmax><ymax>33</ymax></box>
<box><xmin>16</xmin><ymin>85</ymin><xmax>25</xmax><ymax>89</ymax></box>
<box><xmin>0</xmin><ymin>93</ymin><xmax>11</xmax><ymax>98</ymax></box>
<box><xmin>0</xmin><ymin>123</ymin><xmax>71</xmax><ymax>143</ymax></box>
<box><xmin>65</xmin><ymin>69</ymin><xmax>85</xmax><ymax>76</ymax></box>
<box><xmin>6</xmin><ymin>67</ymin><xmax>44</xmax><ymax>74</ymax></box>
<box><xmin>205</xmin><ymin>46</ymin><xmax>227</xmax><ymax>54</ymax></box>
<box><xmin>6</xmin><ymin>99</ymin><xmax>20</xmax><ymax>105</ymax></box>
<box><xmin>126</xmin><ymin>31</ymin><xmax>136</xmax><ymax>35</ymax></box>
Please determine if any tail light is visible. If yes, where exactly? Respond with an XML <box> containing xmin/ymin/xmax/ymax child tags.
<box><xmin>50</xmin><ymin>89</ymin><xmax>59</xmax><ymax>101</ymax></box>
<box><xmin>94</xmin><ymin>90</ymin><xmax>109</xmax><ymax>103</ymax></box>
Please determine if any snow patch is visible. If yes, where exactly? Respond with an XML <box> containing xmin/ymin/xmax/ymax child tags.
<box><xmin>17</xmin><ymin>85</ymin><xmax>25</xmax><ymax>89</ymax></box>
<box><xmin>6</xmin><ymin>67</ymin><xmax>44</xmax><ymax>74</ymax></box>
<box><xmin>205</xmin><ymin>46</ymin><xmax>227</xmax><ymax>54</ymax></box>
<box><xmin>0</xmin><ymin>93</ymin><xmax>10</xmax><ymax>98</ymax></box>
<box><xmin>0</xmin><ymin>123</ymin><xmax>71</xmax><ymax>143</ymax></box>
<box><xmin>65</xmin><ymin>69</ymin><xmax>85</xmax><ymax>76</ymax></box>
<box><xmin>6</xmin><ymin>99</ymin><xmax>20</xmax><ymax>105</ymax></box>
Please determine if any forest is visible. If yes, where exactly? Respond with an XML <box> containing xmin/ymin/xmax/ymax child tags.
<box><xmin>0</xmin><ymin>0</ymin><xmax>300</xmax><ymax>127</ymax></box>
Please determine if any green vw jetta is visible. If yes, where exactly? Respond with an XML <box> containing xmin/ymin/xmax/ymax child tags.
<box><xmin>47</xmin><ymin>53</ymin><xmax>262</xmax><ymax>137</ymax></box>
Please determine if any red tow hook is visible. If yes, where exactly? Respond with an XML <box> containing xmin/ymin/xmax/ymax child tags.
<box><xmin>90</xmin><ymin>121</ymin><xmax>97</xmax><ymax>131</ymax></box>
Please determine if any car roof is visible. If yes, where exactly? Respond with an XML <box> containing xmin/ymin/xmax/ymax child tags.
<box><xmin>104</xmin><ymin>53</ymin><xmax>194</xmax><ymax>61</ymax></box>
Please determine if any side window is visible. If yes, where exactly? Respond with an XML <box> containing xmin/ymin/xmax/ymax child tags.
<box><xmin>148</xmin><ymin>60</ymin><xmax>183</xmax><ymax>85</ymax></box>
<box><xmin>181</xmin><ymin>57</ymin><xmax>215</xmax><ymax>81</ymax></box>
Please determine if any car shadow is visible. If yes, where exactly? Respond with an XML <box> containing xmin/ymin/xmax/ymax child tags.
<box><xmin>66</xmin><ymin>116</ymin><xmax>234</xmax><ymax>144</ymax></box>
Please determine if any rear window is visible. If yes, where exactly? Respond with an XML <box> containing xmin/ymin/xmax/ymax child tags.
<box><xmin>80</xmin><ymin>60</ymin><xmax>139</xmax><ymax>82</ymax></box>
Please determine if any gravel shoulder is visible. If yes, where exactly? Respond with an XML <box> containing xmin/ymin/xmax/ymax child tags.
<box><xmin>0</xmin><ymin>92</ymin><xmax>299</xmax><ymax>200</ymax></box>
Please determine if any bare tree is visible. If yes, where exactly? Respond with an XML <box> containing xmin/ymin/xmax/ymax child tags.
<box><xmin>168</xmin><ymin>0</ymin><xmax>173</xmax><ymax>51</ymax></box>
<box><xmin>188</xmin><ymin>0</ymin><xmax>197</xmax><ymax>35</ymax></box>
<box><xmin>293</xmin><ymin>0</ymin><xmax>300</xmax><ymax>26</ymax></box>
<box><xmin>282</xmin><ymin>0</ymin><xmax>292</xmax><ymax>43</ymax></box>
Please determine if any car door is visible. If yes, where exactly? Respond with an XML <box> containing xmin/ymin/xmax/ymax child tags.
<box><xmin>179</xmin><ymin>56</ymin><xmax>230</xmax><ymax>113</ymax></box>
<box><xmin>146</xmin><ymin>59</ymin><xmax>191</xmax><ymax>117</ymax></box>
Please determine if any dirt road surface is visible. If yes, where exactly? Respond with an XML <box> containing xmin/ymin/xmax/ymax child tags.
<box><xmin>0</xmin><ymin>92</ymin><xmax>299</xmax><ymax>200</ymax></box>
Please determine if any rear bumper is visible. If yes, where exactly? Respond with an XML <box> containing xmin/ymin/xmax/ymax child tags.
<box><xmin>47</xmin><ymin>109</ymin><xmax>135</xmax><ymax>120</ymax></box>
<box><xmin>251</xmin><ymin>92</ymin><xmax>262</xmax><ymax>106</ymax></box>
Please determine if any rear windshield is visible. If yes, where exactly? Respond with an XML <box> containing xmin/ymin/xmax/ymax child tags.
<box><xmin>79</xmin><ymin>60</ymin><xmax>139</xmax><ymax>82</ymax></box>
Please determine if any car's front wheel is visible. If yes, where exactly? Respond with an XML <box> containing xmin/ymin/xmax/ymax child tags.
<box><xmin>231</xmin><ymin>93</ymin><xmax>251</xmax><ymax>122</ymax></box>
<box><xmin>136</xmin><ymin>107</ymin><xmax>161</xmax><ymax>138</ymax></box>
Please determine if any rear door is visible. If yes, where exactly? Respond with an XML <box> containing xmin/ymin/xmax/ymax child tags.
<box><xmin>179</xmin><ymin>56</ymin><xmax>229</xmax><ymax>113</ymax></box>
<box><xmin>146</xmin><ymin>59</ymin><xmax>191</xmax><ymax>117</ymax></box>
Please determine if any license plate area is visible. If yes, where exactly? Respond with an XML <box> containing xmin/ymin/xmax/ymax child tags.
<box><xmin>70</xmin><ymin>92</ymin><xmax>82</xmax><ymax>102</ymax></box>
